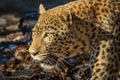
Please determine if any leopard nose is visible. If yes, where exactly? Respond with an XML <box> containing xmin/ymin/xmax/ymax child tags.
<box><xmin>29</xmin><ymin>49</ymin><xmax>39</xmax><ymax>56</ymax></box>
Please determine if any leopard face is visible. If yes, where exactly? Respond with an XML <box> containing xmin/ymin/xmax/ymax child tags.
<box><xmin>29</xmin><ymin>4</ymin><xmax>86</xmax><ymax>69</ymax></box>
<box><xmin>29</xmin><ymin>2</ymin><xmax>97</xmax><ymax>62</ymax></box>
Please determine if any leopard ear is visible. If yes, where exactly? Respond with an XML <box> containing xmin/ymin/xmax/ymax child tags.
<box><xmin>39</xmin><ymin>4</ymin><xmax>46</xmax><ymax>14</ymax></box>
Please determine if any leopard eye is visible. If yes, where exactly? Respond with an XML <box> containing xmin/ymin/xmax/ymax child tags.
<box><xmin>43</xmin><ymin>32</ymin><xmax>48</xmax><ymax>38</ymax></box>
<box><xmin>42</xmin><ymin>32</ymin><xmax>54</xmax><ymax>38</ymax></box>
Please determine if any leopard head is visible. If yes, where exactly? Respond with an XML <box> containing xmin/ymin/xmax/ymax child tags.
<box><xmin>29</xmin><ymin>4</ymin><xmax>81</xmax><ymax>69</ymax></box>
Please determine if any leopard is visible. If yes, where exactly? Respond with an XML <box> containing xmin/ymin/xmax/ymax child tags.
<box><xmin>29</xmin><ymin>0</ymin><xmax>120</xmax><ymax>80</ymax></box>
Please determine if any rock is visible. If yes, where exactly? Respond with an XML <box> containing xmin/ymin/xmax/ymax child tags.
<box><xmin>5</xmin><ymin>14</ymin><xmax>19</xmax><ymax>24</ymax></box>
<box><xmin>0</xmin><ymin>72</ymin><xmax>4</xmax><ymax>80</ymax></box>
<box><xmin>6</xmin><ymin>24</ymin><xmax>18</xmax><ymax>31</ymax></box>
<box><xmin>8</xmin><ymin>44</ymin><xmax>17</xmax><ymax>49</ymax></box>
<box><xmin>0</xmin><ymin>46</ymin><xmax>5</xmax><ymax>50</ymax></box>
<box><xmin>18</xmin><ymin>12</ymin><xmax>39</xmax><ymax>34</ymax></box>
<box><xmin>0</xmin><ymin>57</ymin><xmax>8</xmax><ymax>63</ymax></box>
<box><xmin>15</xmin><ymin>45</ymin><xmax>28</xmax><ymax>60</ymax></box>
<box><xmin>0</xmin><ymin>18</ymin><xmax>7</xmax><ymax>27</ymax></box>
<box><xmin>6</xmin><ymin>32</ymin><xmax>24</xmax><ymax>41</ymax></box>
<box><xmin>0</xmin><ymin>37</ymin><xmax>6</xmax><ymax>42</ymax></box>
<box><xmin>13</xmin><ymin>36</ymin><xmax>24</xmax><ymax>41</ymax></box>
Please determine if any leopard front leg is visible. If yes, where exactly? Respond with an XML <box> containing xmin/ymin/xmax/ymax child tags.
<box><xmin>90</xmin><ymin>39</ymin><xmax>120</xmax><ymax>80</ymax></box>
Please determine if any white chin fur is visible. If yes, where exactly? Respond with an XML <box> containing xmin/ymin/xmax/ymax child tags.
<box><xmin>40</xmin><ymin>63</ymin><xmax>55</xmax><ymax>69</ymax></box>
<box><xmin>30</xmin><ymin>54</ymin><xmax>44</xmax><ymax>61</ymax></box>
<box><xmin>30</xmin><ymin>54</ymin><xmax>55</xmax><ymax>69</ymax></box>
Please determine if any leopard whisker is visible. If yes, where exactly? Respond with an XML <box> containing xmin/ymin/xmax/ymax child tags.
<box><xmin>61</xmin><ymin>59</ymin><xmax>72</xmax><ymax>66</ymax></box>
<box><xmin>52</xmin><ymin>53</ymin><xmax>72</xmax><ymax>66</ymax></box>
<box><xmin>39</xmin><ymin>53</ymin><xmax>49</xmax><ymax>56</ymax></box>
<box><xmin>46</xmin><ymin>57</ymin><xmax>52</xmax><ymax>65</ymax></box>
<box><xmin>57</xmin><ymin>60</ymin><xmax>68</xmax><ymax>72</ymax></box>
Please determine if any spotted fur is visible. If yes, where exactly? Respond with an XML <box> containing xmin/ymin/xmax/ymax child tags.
<box><xmin>29</xmin><ymin>0</ymin><xmax>120</xmax><ymax>80</ymax></box>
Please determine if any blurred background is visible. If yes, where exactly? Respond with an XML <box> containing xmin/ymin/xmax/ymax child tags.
<box><xmin>0</xmin><ymin>0</ymin><xmax>72</xmax><ymax>15</ymax></box>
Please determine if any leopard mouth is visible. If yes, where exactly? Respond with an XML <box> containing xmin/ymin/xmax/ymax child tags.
<box><xmin>30</xmin><ymin>52</ymin><xmax>48</xmax><ymax>61</ymax></box>
<box><xmin>40</xmin><ymin>63</ymin><xmax>55</xmax><ymax>69</ymax></box>
<box><xmin>30</xmin><ymin>52</ymin><xmax>58</xmax><ymax>69</ymax></box>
